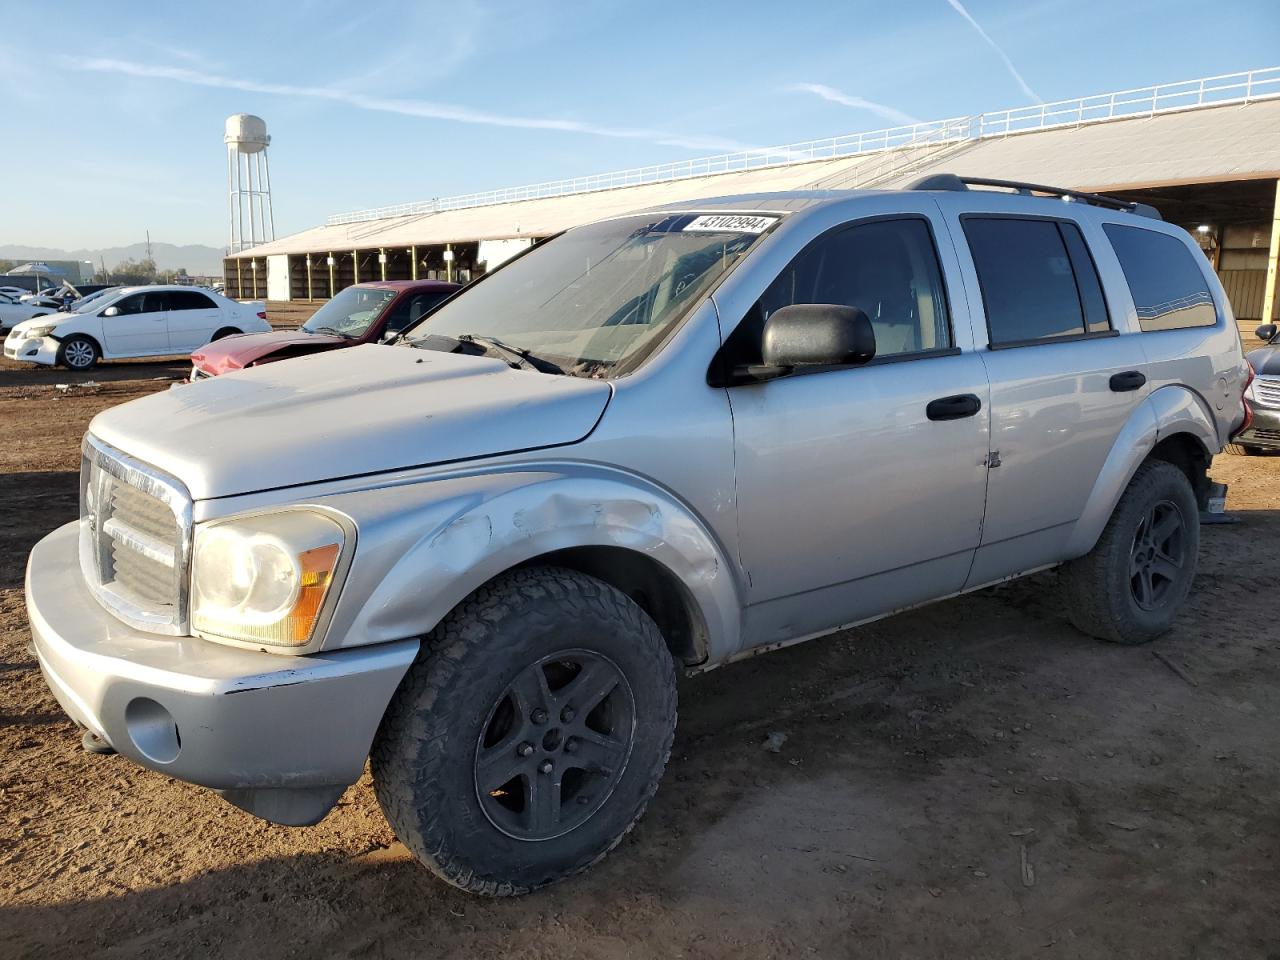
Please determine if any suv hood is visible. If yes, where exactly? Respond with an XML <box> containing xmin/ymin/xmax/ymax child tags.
<box><xmin>192</xmin><ymin>329</ymin><xmax>347</xmax><ymax>374</ymax></box>
<box><xmin>90</xmin><ymin>344</ymin><xmax>612</xmax><ymax>500</ymax></box>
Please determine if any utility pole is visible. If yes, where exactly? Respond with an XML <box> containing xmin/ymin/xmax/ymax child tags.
<box><xmin>145</xmin><ymin>230</ymin><xmax>153</xmax><ymax>262</ymax></box>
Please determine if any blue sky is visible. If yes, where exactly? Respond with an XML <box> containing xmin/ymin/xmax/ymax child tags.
<box><xmin>2</xmin><ymin>0</ymin><xmax>1278</xmax><ymax>249</ymax></box>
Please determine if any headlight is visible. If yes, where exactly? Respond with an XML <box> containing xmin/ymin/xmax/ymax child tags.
<box><xmin>23</xmin><ymin>324</ymin><xmax>56</xmax><ymax>339</ymax></box>
<box><xmin>191</xmin><ymin>511</ymin><xmax>347</xmax><ymax>647</ymax></box>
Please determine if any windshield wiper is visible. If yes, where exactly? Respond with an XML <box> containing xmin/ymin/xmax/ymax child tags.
<box><xmin>454</xmin><ymin>333</ymin><xmax>564</xmax><ymax>374</ymax></box>
<box><xmin>310</xmin><ymin>325</ymin><xmax>355</xmax><ymax>339</ymax></box>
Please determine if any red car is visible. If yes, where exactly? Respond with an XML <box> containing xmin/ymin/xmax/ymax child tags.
<box><xmin>190</xmin><ymin>280</ymin><xmax>459</xmax><ymax>378</ymax></box>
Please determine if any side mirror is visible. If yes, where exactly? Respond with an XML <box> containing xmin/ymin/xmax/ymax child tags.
<box><xmin>761</xmin><ymin>304</ymin><xmax>876</xmax><ymax>371</ymax></box>
<box><xmin>1256</xmin><ymin>323</ymin><xmax>1277</xmax><ymax>343</ymax></box>
<box><xmin>102</xmin><ymin>306</ymin><xmax>120</xmax><ymax>317</ymax></box>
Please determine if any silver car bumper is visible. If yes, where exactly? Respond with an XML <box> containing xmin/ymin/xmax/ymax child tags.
<box><xmin>1235</xmin><ymin>404</ymin><xmax>1280</xmax><ymax>450</ymax></box>
<box><xmin>26</xmin><ymin>520</ymin><xmax>418</xmax><ymax>825</ymax></box>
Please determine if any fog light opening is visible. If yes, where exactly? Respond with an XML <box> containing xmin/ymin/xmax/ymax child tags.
<box><xmin>124</xmin><ymin>697</ymin><xmax>181</xmax><ymax>764</ymax></box>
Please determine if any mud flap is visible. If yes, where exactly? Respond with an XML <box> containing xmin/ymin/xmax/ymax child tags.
<box><xmin>1199</xmin><ymin>481</ymin><xmax>1239</xmax><ymax>525</ymax></box>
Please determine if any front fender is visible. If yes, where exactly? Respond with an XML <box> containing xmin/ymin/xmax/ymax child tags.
<box><xmin>323</xmin><ymin>464</ymin><xmax>743</xmax><ymax>665</ymax></box>
<box><xmin>1064</xmin><ymin>385</ymin><xmax>1217</xmax><ymax>558</ymax></box>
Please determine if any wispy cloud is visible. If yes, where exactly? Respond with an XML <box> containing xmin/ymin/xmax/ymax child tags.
<box><xmin>944</xmin><ymin>0</ymin><xmax>1041</xmax><ymax>103</ymax></box>
<box><xmin>68</xmin><ymin>57</ymin><xmax>753</xmax><ymax>153</ymax></box>
<box><xmin>790</xmin><ymin>83</ymin><xmax>923</xmax><ymax>127</ymax></box>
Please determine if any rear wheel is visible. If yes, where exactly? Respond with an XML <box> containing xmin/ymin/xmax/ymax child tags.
<box><xmin>371</xmin><ymin>566</ymin><xmax>677</xmax><ymax>896</ymax></box>
<box><xmin>56</xmin><ymin>335</ymin><xmax>100</xmax><ymax>370</ymax></box>
<box><xmin>1060</xmin><ymin>460</ymin><xmax>1199</xmax><ymax>644</ymax></box>
<box><xmin>1223</xmin><ymin>442</ymin><xmax>1254</xmax><ymax>456</ymax></box>
<box><xmin>211</xmin><ymin>327</ymin><xmax>241</xmax><ymax>341</ymax></box>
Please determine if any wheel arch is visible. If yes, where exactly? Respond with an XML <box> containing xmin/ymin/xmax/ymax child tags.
<box><xmin>55</xmin><ymin>330</ymin><xmax>104</xmax><ymax>361</ymax></box>
<box><xmin>327</xmin><ymin>466</ymin><xmax>744</xmax><ymax>668</ymax></box>
<box><xmin>1065</xmin><ymin>386</ymin><xmax>1217</xmax><ymax>559</ymax></box>
<box><xmin>523</xmin><ymin>545</ymin><xmax>710</xmax><ymax>667</ymax></box>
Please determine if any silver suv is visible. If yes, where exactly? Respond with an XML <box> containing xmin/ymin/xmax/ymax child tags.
<box><xmin>26</xmin><ymin>176</ymin><xmax>1250</xmax><ymax>895</ymax></box>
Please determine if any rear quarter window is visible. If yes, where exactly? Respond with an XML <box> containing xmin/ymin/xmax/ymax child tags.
<box><xmin>1102</xmin><ymin>224</ymin><xmax>1217</xmax><ymax>331</ymax></box>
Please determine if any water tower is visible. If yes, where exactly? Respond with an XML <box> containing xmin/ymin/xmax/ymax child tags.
<box><xmin>225</xmin><ymin>114</ymin><xmax>275</xmax><ymax>253</ymax></box>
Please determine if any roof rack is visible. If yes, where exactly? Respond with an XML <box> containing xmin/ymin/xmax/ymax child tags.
<box><xmin>907</xmin><ymin>173</ymin><xmax>1163</xmax><ymax>220</ymax></box>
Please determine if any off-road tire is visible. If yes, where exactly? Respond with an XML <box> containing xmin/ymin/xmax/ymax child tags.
<box><xmin>371</xmin><ymin>566</ymin><xmax>677</xmax><ymax>896</ymax></box>
<box><xmin>1223</xmin><ymin>442</ymin><xmax>1254</xmax><ymax>456</ymax></box>
<box><xmin>1060</xmin><ymin>460</ymin><xmax>1199</xmax><ymax>645</ymax></box>
<box><xmin>56</xmin><ymin>335</ymin><xmax>100</xmax><ymax>370</ymax></box>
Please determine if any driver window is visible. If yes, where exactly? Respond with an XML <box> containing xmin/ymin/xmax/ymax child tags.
<box><xmin>727</xmin><ymin>217</ymin><xmax>953</xmax><ymax>367</ymax></box>
<box><xmin>112</xmin><ymin>294</ymin><xmax>147</xmax><ymax>315</ymax></box>
<box><xmin>385</xmin><ymin>293</ymin><xmax>445</xmax><ymax>335</ymax></box>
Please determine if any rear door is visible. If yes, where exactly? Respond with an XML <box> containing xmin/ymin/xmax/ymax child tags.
<box><xmin>100</xmin><ymin>291</ymin><xmax>170</xmax><ymax>355</ymax></box>
<box><xmin>939</xmin><ymin>200</ymin><xmax>1150</xmax><ymax>586</ymax></box>
<box><xmin>166</xmin><ymin>290</ymin><xmax>223</xmax><ymax>351</ymax></box>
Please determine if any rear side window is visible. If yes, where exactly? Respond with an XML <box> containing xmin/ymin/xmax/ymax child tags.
<box><xmin>1102</xmin><ymin>224</ymin><xmax>1217</xmax><ymax>331</ymax></box>
<box><xmin>963</xmin><ymin>217</ymin><xmax>1111</xmax><ymax>346</ymax></box>
<box><xmin>169</xmin><ymin>291</ymin><xmax>216</xmax><ymax>311</ymax></box>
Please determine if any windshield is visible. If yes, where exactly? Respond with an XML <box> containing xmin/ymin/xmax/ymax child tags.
<box><xmin>406</xmin><ymin>212</ymin><xmax>773</xmax><ymax>376</ymax></box>
<box><xmin>73</xmin><ymin>289</ymin><xmax>116</xmax><ymax>312</ymax></box>
<box><xmin>302</xmin><ymin>285</ymin><xmax>397</xmax><ymax>337</ymax></box>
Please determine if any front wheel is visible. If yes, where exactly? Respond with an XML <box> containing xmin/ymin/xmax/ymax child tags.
<box><xmin>371</xmin><ymin>566</ymin><xmax>677</xmax><ymax>896</ymax></box>
<box><xmin>56</xmin><ymin>335</ymin><xmax>100</xmax><ymax>370</ymax></box>
<box><xmin>1060</xmin><ymin>460</ymin><xmax>1200</xmax><ymax>644</ymax></box>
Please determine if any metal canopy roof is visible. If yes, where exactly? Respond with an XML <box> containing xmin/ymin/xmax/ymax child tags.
<box><xmin>231</xmin><ymin>68</ymin><xmax>1280</xmax><ymax>261</ymax></box>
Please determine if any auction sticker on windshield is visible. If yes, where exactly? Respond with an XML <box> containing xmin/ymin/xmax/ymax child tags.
<box><xmin>682</xmin><ymin>214</ymin><xmax>779</xmax><ymax>233</ymax></box>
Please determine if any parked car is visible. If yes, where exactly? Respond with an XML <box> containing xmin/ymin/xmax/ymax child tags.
<box><xmin>190</xmin><ymin>280</ymin><xmax>459</xmax><ymax>379</ymax></box>
<box><xmin>0</xmin><ymin>291</ymin><xmax>55</xmax><ymax>335</ymax></box>
<box><xmin>25</xmin><ymin>178</ymin><xmax>1249</xmax><ymax>896</ymax></box>
<box><xmin>0</xmin><ymin>285</ymin><xmax>30</xmax><ymax>299</ymax></box>
<box><xmin>3</xmin><ymin>284</ymin><xmax>269</xmax><ymax>369</ymax></box>
<box><xmin>1227</xmin><ymin>321</ymin><xmax>1280</xmax><ymax>453</ymax></box>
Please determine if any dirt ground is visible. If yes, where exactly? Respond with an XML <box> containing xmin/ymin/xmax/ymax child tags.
<box><xmin>2</xmin><ymin>328</ymin><xmax>1279</xmax><ymax>959</ymax></box>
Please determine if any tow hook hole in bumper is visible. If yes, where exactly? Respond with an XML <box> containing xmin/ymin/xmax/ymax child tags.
<box><xmin>124</xmin><ymin>697</ymin><xmax>181</xmax><ymax>764</ymax></box>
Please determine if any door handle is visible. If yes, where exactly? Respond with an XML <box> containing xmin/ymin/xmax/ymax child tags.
<box><xmin>1109</xmin><ymin>370</ymin><xmax>1146</xmax><ymax>392</ymax></box>
<box><xmin>926</xmin><ymin>393</ymin><xmax>982</xmax><ymax>421</ymax></box>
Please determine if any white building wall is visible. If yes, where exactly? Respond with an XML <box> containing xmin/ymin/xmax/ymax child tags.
<box><xmin>266</xmin><ymin>254</ymin><xmax>291</xmax><ymax>300</ymax></box>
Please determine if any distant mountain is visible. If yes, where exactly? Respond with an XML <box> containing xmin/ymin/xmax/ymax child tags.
<box><xmin>0</xmin><ymin>242</ymin><xmax>226</xmax><ymax>276</ymax></box>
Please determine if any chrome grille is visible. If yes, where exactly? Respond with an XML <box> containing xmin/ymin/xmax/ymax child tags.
<box><xmin>80</xmin><ymin>436</ymin><xmax>192</xmax><ymax>635</ymax></box>
<box><xmin>1253</xmin><ymin>375</ymin><xmax>1280</xmax><ymax>409</ymax></box>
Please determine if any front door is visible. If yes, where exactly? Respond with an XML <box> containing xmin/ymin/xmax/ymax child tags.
<box><xmin>944</xmin><ymin>208</ymin><xmax>1150</xmax><ymax>586</ymax></box>
<box><xmin>727</xmin><ymin>213</ymin><xmax>991</xmax><ymax>649</ymax></box>
<box><xmin>100</xmin><ymin>291</ymin><xmax>170</xmax><ymax>355</ymax></box>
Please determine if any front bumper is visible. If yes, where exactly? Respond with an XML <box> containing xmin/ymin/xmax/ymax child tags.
<box><xmin>1235</xmin><ymin>404</ymin><xmax>1280</xmax><ymax>450</ymax></box>
<box><xmin>26</xmin><ymin>521</ymin><xmax>418</xmax><ymax>825</ymax></box>
<box><xmin>3</xmin><ymin>333</ymin><xmax>56</xmax><ymax>364</ymax></box>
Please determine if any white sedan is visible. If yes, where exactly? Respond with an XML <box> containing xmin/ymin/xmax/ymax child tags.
<box><xmin>0</xmin><ymin>292</ymin><xmax>55</xmax><ymax>333</ymax></box>
<box><xmin>3</xmin><ymin>285</ymin><xmax>270</xmax><ymax>370</ymax></box>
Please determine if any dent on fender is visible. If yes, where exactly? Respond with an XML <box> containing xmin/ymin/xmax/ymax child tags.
<box><xmin>348</xmin><ymin>468</ymin><xmax>736</xmax><ymax>661</ymax></box>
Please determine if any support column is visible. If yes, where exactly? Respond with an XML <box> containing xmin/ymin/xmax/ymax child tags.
<box><xmin>445</xmin><ymin>243</ymin><xmax>454</xmax><ymax>284</ymax></box>
<box><xmin>352</xmin><ymin>249</ymin><xmax>360</xmax><ymax>285</ymax></box>
<box><xmin>328</xmin><ymin>253</ymin><xmax>335</xmax><ymax>298</ymax></box>
<box><xmin>306</xmin><ymin>254</ymin><xmax>313</xmax><ymax>302</ymax></box>
<box><xmin>1262</xmin><ymin>178</ymin><xmax>1280</xmax><ymax>326</ymax></box>
<box><xmin>379</xmin><ymin>247</ymin><xmax>387</xmax><ymax>281</ymax></box>
<box><xmin>410</xmin><ymin>245</ymin><xmax>417</xmax><ymax>280</ymax></box>
<box><xmin>236</xmin><ymin>259</ymin><xmax>242</xmax><ymax>299</ymax></box>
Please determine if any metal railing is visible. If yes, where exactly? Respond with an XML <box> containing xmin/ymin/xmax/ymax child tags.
<box><xmin>977</xmin><ymin>66</ymin><xmax>1280</xmax><ymax>137</ymax></box>
<box><xmin>326</xmin><ymin>66</ymin><xmax>1280</xmax><ymax>227</ymax></box>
